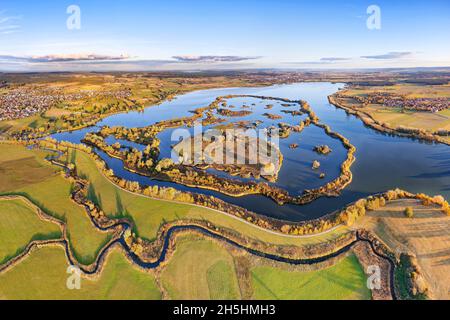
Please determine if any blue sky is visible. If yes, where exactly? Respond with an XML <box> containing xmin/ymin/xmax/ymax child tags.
<box><xmin>1</xmin><ymin>0</ymin><xmax>449</xmax><ymax>71</ymax></box>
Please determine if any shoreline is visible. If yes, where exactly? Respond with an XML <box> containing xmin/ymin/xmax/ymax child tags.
<box><xmin>328</xmin><ymin>95</ymin><xmax>450</xmax><ymax>147</ymax></box>
<box><xmin>81</xmin><ymin>94</ymin><xmax>357</xmax><ymax>208</ymax></box>
<box><xmin>4</xmin><ymin>82</ymin><xmax>273</xmax><ymax>141</ymax></box>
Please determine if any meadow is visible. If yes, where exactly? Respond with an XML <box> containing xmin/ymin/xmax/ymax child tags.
<box><xmin>250</xmin><ymin>254</ymin><xmax>371</xmax><ymax>300</ymax></box>
<box><xmin>0</xmin><ymin>198</ymin><xmax>61</xmax><ymax>264</ymax></box>
<box><xmin>160</xmin><ymin>235</ymin><xmax>241</xmax><ymax>300</ymax></box>
<box><xmin>0</xmin><ymin>143</ymin><xmax>112</xmax><ymax>265</ymax></box>
<box><xmin>0</xmin><ymin>230</ymin><xmax>371</xmax><ymax>300</ymax></box>
<box><xmin>0</xmin><ymin>246</ymin><xmax>161</xmax><ymax>300</ymax></box>
<box><xmin>159</xmin><ymin>234</ymin><xmax>370</xmax><ymax>300</ymax></box>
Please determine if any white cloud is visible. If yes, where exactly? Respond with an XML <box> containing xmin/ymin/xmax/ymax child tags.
<box><xmin>29</xmin><ymin>53</ymin><xmax>131</xmax><ymax>62</ymax></box>
<box><xmin>172</xmin><ymin>55</ymin><xmax>261</xmax><ymax>63</ymax></box>
<box><xmin>361</xmin><ymin>52</ymin><xmax>413</xmax><ymax>60</ymax></box>
<box><xmin>0</xmin><ymin>11</ymin><xmax>21</xmax><ymax>35</ymax></box>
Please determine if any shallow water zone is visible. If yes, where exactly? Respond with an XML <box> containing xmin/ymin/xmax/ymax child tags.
<box><xmin>51</xmin><ymin>82</ymin><xmax>450</xmax><ymax>222</ymax></box>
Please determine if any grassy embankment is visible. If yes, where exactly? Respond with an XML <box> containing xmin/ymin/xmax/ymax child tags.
<box><xmin>0</xmin><ymin>143</ymin><xmax>111</xmax><ymax>265</ymax></box>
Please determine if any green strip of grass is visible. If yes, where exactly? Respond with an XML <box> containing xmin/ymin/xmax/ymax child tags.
<box><xmin>250</xmin><ymin>254</ymin><xmax>371</xmax><ymax>300</ymax></box>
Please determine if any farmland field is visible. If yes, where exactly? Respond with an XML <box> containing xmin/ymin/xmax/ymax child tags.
<box><xmin>250</xmin><ymin>254</ymin><xmax>371</xmax><ymax>300</ymax></box>
<box><xmin>335</xmin><ymin>84</ymin><xmax>450</xmax><ymax>144</ymax></box>
<box><xmin>0</xmin><ymin>144</ymin><xmax>112</xmax><ymax>265</ymax></box>
<box><xmin>0</xmin><ymin>246</ymin><xmax>161</xmax><ymax>300</ymax></box>
<box><xmin>0</xmin><ymin>198</ymin><xmax>61</xmax><ymax>264</ymax></box>
<box><xmin>161</xmin><ymin>235</ymin><xmax>241</xmax><ymax>300</ymax></box>
<box><xmin>354</xmin><ymin>199</ymin><xmax>450</xmax><ymax>299</ymax></box>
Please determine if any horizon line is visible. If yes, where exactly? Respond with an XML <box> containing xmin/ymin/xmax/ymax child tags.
<box><xmin>2</xmin><ymin>66</ymin><xmax>450</xmax><ymax>74</ymax></box>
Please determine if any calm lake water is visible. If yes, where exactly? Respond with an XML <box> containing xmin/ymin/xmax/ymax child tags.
<box><xmin>51</xmin><ymin>82</ymin><xmax>450</xmax><ymax>222</ymax></box>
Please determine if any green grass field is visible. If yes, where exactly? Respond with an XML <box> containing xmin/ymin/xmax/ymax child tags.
<box><xmin>0</xmin><ymin>144</ymin><xmax>111</xmax><ymax>265</ymax></box>
<box><xmin>250</xmin><ymin>254</ymin><xmax>371</xmax><ymax>300</ymax></box>
<box><xmin>16</xmin><ymin>176</ymin><xmax>112</xmax><ymax>264</ymax></box>
<box><xmin>360</xmin><ymin>104</ymin><xmax>449</xmax><ymax>132</ymax></box>
<box><xmin>161</xmin><ymin>235</ymin><xmax>241</xmax><ymax>300</ymax></box>
<box><xmin>0</xmin><ymin>246</ymin><xmax>161</xmax><ymax>300</ymax></box>
<box><xmin>0</xmin><ymin>198</ymin><xmax>61</xmax><ymax>264</ymax></box>
<box><xmin>160</xmin><ymin>235</ymin><xmax>371</xmax><ymax>300</ymax></box>
<box><xmin>207</xmin><ymin>260</ymin><xmax>241</xmax><ymax>300</ymax></box>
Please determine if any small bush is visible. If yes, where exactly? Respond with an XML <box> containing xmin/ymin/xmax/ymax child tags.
<box><xmin>404</xmin><ymin>207</ymin><xmax>414</xmax><ymax>218</ymax></box>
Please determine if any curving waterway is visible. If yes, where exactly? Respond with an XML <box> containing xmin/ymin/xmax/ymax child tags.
<box><xmin>51</xmin><ymin>82</ymin><xmax>450</xmax><ymax>222</ymax></box>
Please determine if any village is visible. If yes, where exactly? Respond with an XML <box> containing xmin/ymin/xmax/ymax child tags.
<box><xmin>0</xmin><ymin>86</ymin><xmax>132</xmax><ymax>121</ymax></box>
<box><xmin>338</xmin><ymin>91</ymin><xmax>450</xmax><ymax>113</ymax></box>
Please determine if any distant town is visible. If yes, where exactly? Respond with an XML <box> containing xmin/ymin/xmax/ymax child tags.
<box><xmin>0</xmin><ymin>86</ymin><xmax>132</xmax><ymax>121</ymax></box>
<box><xmin>336</xmin><ymin>91</ymin><xmax>449</xmax><ymax>113</ymax></box>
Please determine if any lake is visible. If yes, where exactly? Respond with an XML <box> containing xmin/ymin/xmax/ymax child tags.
<box><xmin>51</xmin><ymin>82</ymin><xmax>450</xmax><ymax>222</ymax></box>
